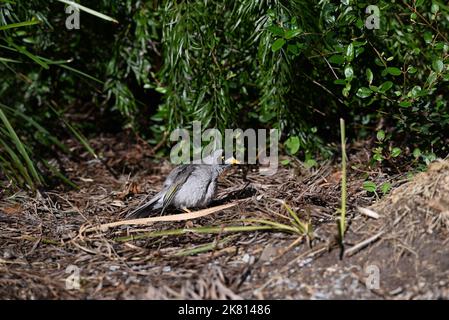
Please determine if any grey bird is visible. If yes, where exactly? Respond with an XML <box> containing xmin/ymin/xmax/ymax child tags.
<box><xmin>127</xmin><ymin>149</ymin><xmax>237</xmax><ymax>219</ymax></box>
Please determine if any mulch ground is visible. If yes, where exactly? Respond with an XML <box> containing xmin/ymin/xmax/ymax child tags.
<box><xmin>0</xmin><ymin>134</ymin><xmax>448</xmax><ymax>299</ymax></box>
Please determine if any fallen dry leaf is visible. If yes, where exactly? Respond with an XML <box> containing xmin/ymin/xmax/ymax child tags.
<box><xmin>1</xmin><ymin>204</ymin><xmax>22</xmax><ymax>215</ymax></box>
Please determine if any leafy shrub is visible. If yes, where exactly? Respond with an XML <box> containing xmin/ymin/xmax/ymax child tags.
<box><xmin>1</xmin><ymin>0</ymin><xmax>448</xmax><ymax>189</ymax></box>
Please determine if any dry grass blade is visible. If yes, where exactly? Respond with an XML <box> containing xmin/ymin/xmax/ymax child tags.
<box><xmin>344</xmin><ymin>230</ymin><xmax>385</xmax><ymax>257</ymax></box>
<box><xmin>357</xmin><ymin>206</ymin><xmax>380</xmax><ymax>219</ymax></box>
<box><xmin>81</xmin><ymin>202</ymin><xmax>237</xmax><ymax>234</ymax></box>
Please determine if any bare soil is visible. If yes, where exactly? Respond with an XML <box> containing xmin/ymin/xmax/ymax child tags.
<box><xmin>0</xmin><ymin>134</ymin><xmax>448</xmax><ymax>299</ymax></box>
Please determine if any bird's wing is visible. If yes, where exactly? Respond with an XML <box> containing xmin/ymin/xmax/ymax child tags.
<box><xmin>126</xmin><ymin>190</ymin><xmax>164</xmax><ymax>219</ymax></box>
<box><xmin>161</xmin><ymin>165</ymin><xmax>196</xmax><ymax>214</ymax></box>
<box><xmin>163</xmin><ymin>164</ymin><xmax>189</xmax><ymax>188</ymax></box>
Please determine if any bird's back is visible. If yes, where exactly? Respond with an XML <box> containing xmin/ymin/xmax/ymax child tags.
<box><xmin>163</xmin><ymin>164</ymin><xmax>191</xmax><ymax>188</ymax></box>
<box><xmin>127</xmin><ymin>162</ymin><xmax>225</xmax><ymax>218</ymax></box>
<box><xmin>171</xmin><ymin>165</ymin><xmax>219</xmax><ymax>208</ymax></box>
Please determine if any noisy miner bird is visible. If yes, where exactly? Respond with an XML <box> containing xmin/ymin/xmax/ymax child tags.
<box><xmin>126</xmin><ymin>149</ymin><xmax>238</xmax><ymax>219</ymax></box>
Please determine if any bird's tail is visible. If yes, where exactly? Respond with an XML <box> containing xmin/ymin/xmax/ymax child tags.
<box><xmin>126</xmin><ymin>192</ymin><xmax>163</xmax><ymax>219</ymax></box>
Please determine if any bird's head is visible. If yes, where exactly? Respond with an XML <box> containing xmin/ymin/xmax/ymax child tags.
<box><xmin>202</xmin><ymin>149</ymin><xmax>225</xmax><ymax>165</ymax></box>
<box><xmin>202</xmin><ymin>149</ymin><xmax>240</xmax><ymax>168</ymax></box>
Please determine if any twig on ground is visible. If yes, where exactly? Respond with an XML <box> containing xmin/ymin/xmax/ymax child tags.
<box><xmin>80</xmin><ymin>202</ymin><xmax>238</xmax><ymax>234</ymax></box>
<box><xmin>344</xmin><ymin>230</ymin><xmax>385</xmax><ymax>257</ymax></box>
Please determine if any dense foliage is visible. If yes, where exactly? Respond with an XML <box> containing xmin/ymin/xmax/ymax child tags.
<box><xmin>0</xmin><ymin>0</ymin><xmax>448</xmax><ymax>189</ymax></box>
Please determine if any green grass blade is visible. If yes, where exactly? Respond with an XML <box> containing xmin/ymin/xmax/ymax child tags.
<box><xmin>0</xmin><ymin>19</ymin><xmax>41</xmax><ymax>31</ymax></box>
<box><xmin>0</xmin><ymin>45</ymin><xmax>102</xmax><ymax>83</ymax></box>
<box><xmin>57</xmin><ymin>63</ymin><xmax>103</xmax><ymax>84</ymax></box>
<box><xmin>115</xmin><ymin>225</ymin><xmax>276</xmax><ymax>242</ymax></box>
<box><xmin>0</xmin><ymin>108</ymin><xmax>42</xmax><ymax>186</ymax></box>
<box><xmin>38</xmin><ymin>57</ymin><xmax>104</xmax><ymax>83</ymax></box>
<box><xmin>55</xmin><ymin>0</ymin><xmax>119</xmax><ymax>24</ymax></box>
<box><xmin>242</xmin><ymin>218</ymin><xmax>301</xmax><ymax>234</ymax></box>
<box><xmin>49</xmin><ymin>106</ymin><xmax>98</xmax><ymax>159</ymax></box>
<box><xmin>0</xmin><ymin>154</ymin><xmax>23</xmax><ymax>186</ymax></box>
<box><xmin>0</xmin><ymin>136</ymin><xmax>34</xmax><ymax>188</ymax></box>
<box><xmin>174</xmin><ymin>235</ymin><xmax>237</xmax><ymax>256</ymax></box>
<box><xmin>0</xmin><ymin>103</ymin><xmax>68</xmax><ymax>153</ymax></box>
<box><xmin>64</xmin><ymin>121</ymin><xmax>98</xmax><ymax>159</ymax></box>
<box><xmin>6</xmin><ymin>41</ymin><xmax>49</xmax><ymax>69</ymax></box>
<box><xmin>339</xmin><ymin>118</ymin><xmax>347</xmax><ymax>242</ymax></box>
<box><xmin>0</xmin><ymin>57</ymin><xmax>22</xmax><ymax>63</ymax></box>
<box><xmin>283</xmin><ymin>202</ymin><xmax>307</xmax><ymax>233</ymax></box>
<box><xmin>42</xmin><ymin>159</ymin><xmax>78</xmax><ymax>189</ymax></box>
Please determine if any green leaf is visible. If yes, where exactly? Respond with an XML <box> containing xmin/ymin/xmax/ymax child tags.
<box><xmin>284</xmin><ymin>136</ymin><xmax>300</xmax><ymax>155</ymax></box>
<box><xmin>407</xmin><ymin>66</ymin><xmax>417</xmax><ymax>74</ymax></box>
<box><xmin>376</xmin><ymin>130</ymin><xmax>385</xmax><ymax>141</ymax></box>
<box><xmin>434</xmin><ymin>42</ymin><xmax>447</xmax><ymax>50</ymax></box>
<box><xmin>399</xmin><ymin>101</ymin><xmax>412</xmax><ymax>108</ymax></box>
<box><xmin>329</xmin><ymin>55</ymin><xmax>345</xmax><ymax>65</ymax></box>
<box><xmin>366</xmin><ymin>68</ymin><xmax>373</xmax><ymax>84</ymax></box>
<box><xmin>379</xmin><ymin>81</ymin><xmax>393</xmax><ymax>93</ymax></box>
<box><xmin>431</xmin><ymin>3</ymin><xmax>440</xmax><ymax>13</ymax></box>
<box><xmin>413</xmin><ymin>148</ymin><xmax>422</xmax><ymax>158</ymax></box>
<box><xmin>346</xmin><ymin>43</ymin><xmax>354</xmax><ymax>61</ymax></box>
<box><xmin>267</xmin><ymin>25</ymin><xmax>285</xmax><ymax>37</ymax></box>
<box><xmin>426</xmin><ymin>71</ymin><xmax>438</xmax><ymax>86</ymax></box>
<box><xmin>423</xmin><ymin>152</ymin><xmax>437</xmax><ymax>165</ymax></box>
<box><xmin>284</xmin><ymin>29</ymin><xmax>302</xmax><ymax>39</ymax></box>
<box><xmin>304</xmin><ymin>158</ymin><xmax>317</xmax><ymax>168</ymax></box>
<box><xmin>408</xmin><ymin>86</ymin><xmax>422</xmax><ymax>98</ymax></box>
<box><xmin>334</xmin><ymin>79</ymin><xmax>346</xmax><ymax>85</ymax></box>
<box><xmin>281</xmin><ymin>159</ymin><xmax>290</xmax><ymax>166</ymax></box>
<box><xmin>386</xmin><ymin>67</ymin><xmax>402</xmax><ymax>76</ymax></box>
<box><xmin>369</xmin><ymin>85</ymin><xmax>379</xmax><ymax>92</ymax></box>
<box><xmin>342</xmin><ymin>83</ymin><xmax>351</xmax><ymax>97</ymax></box>
<box><xmin>356</xmin><ymin>87</ymin><xmax>372</xmax><ymax>98</ymax></box>
<box><xmin>363</xmin><ymin>181</ymin><xmax>377</xmax><ymax>193</ymax></box>
<box><xmin>155</xmin><ymin>87</ymin><xmax>167</xmax><ymax>94</ymax></box>
<box><xmin>344</xmin><ymin>65</ymin><xmax>353</xmax><ymax>79</ymax></box>
<box><xmin>391</xmin><ymin>147</ymin><xmax>401</xmax><ymax>157</ymax></box>
<box><xmin>380</xmin><ymin>182</ymin><xmax>392</xmax><ymax>194</ymax></box>
<box><xmin>271</xmin><ymin>38</ymin><xmax>286</xmax><ymax>52</ymax></box>
<box><xmin>432</xmin><ymin>59</ymin><xmax>444</xmax><ymax>73</ymax></box>
<box><xmin>287</xmin><ymin>44</ymin><xmax>300</xmax><ymax>55</ymax></box>
<box><xmin>423</xmin><ymin>32</ymin><xmax>433</xmax><ymax>44</ymax></box>
<box><xmin>373</xmin><ymin>153</ymin><xmax>383</xmax><ymax>162</ymax></box>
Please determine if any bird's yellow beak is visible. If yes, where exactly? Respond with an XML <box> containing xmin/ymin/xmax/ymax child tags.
<box><xmin>224</xmin><ymin>157</ymin><xmax>240</xmax><ymax>165</ymax></box>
